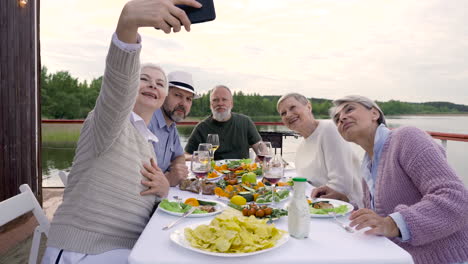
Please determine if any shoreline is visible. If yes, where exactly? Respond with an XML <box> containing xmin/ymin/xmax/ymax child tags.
<box><xmin>184</xmin><ymin>113</ymin><xmax>468</xmax><ymax>122</ymax></box>
<box><xmin>388</xmin><ymin>113</ymin><xmax>468</xmax><ymax>117</ymax></box>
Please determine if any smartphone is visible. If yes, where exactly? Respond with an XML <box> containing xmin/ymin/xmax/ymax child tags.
<box><xmin>176</xmin><ymin>0</ymin><xmax>216</xmax><ymax>24</ymax></box>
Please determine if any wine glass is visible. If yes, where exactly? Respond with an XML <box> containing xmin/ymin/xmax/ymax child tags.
<box><xmin>263</xmin><ymin>154</ymin><xmax>284</xmax><ymax>208</ymax></box>
<box><xmin>198</xmin><ymin>143</ymin><xmax>213</xmax><ymax>164</ymax></box>
<box><xmin>191</xmin><ymin>150</ymin><xmax>211</xmax><ymax>197</ymax></box>
<box><xmin>207</xmin><ymin>134</ymin><xmax>220</xmax><ymax>161</ymax></box>
<box><xmin>257</xmin><ymin>141</ymin><xmax>273</xmax><ymax>164</ymax></box>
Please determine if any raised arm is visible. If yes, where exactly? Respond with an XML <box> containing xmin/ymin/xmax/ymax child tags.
<box><xmin>116</xmin><ymin>0</ymin><xmax>201</xmax><ymax>42</ymax></box>
<box><xmin>92</xmin><ymin>0</ymin><xmax>201</xmax><ymax>155</ymax></box>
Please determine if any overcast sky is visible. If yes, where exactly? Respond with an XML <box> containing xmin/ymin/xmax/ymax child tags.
<box><xmin>41</xmin><ymin>0</ymin><xmax>468</xmax><ymax>105</ymax></box>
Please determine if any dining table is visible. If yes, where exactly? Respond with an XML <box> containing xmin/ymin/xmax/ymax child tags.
<box><xmin>128</xmin><ymin>167</ymin><xmax>414</xmax><ymax>264</ymax></box>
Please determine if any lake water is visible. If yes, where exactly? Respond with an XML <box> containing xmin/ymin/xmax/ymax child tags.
<box><xmin>41</xmin><ymin>115</ymin><xmax>468</xmax><ymax>187</ymax></box>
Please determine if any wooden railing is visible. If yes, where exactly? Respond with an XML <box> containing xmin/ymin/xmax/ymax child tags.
<box><xmin>41</xmin><ymin>119</ymin><xmax>468</xmax><ymax>147</ymax></box>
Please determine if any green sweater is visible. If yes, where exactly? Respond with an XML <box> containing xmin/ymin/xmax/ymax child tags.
<box><xmin>185</xmin><ymin>113</ymin><xmax>262</xmax><ymax>160</ymax></box>
<box><xmin>47</xmin><ymin>41</ymin><xmax>160</xmax><ymax>254</ymax></box>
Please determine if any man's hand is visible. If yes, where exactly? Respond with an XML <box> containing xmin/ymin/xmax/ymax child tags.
<box><xmin>184</xmin><ymin>152</ymin><xmax>193</xmax><ymax>161</ymax></box>
<box><xmin>310</xmin><ymin>185</ymin><xmax>349</xmax><ymax>202</ymax></box>
<box><xmin>116</xmin><ymin>0</ymin><xmax>202</xmax><ymax>43</ymax></box>
<box><xmin>349</xmin><ymin>209</ymin><xmax>400</xmax><ymax>238</ymax></box>
<box><xmin>140</xmin><ymin>158</ymin><xmax>170</xmax><ymax>198</ymax></box>
<box><xmin>165</xmin><ymin>162</ymin><xmax>189</xmax><ymax>187</ymax></box>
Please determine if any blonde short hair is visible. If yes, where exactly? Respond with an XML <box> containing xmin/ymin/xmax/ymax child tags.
<box><xmin>140</xmin><ymin>63</ymin><xmax>168</xmax><ymax>92</ymax></box>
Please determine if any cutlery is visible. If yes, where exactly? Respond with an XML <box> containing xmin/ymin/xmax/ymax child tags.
<box><xmin>172</xmin><ymin>196</ymin><xmax>183</xmax><ymax>210</ymax></box>
<box><xmin>328</xmin><ymin>212</ymin><xmax>354</xmax><ymax>233</ymax></box>
<box><xmin>162</xmin><ymin>207</ymin><xmax>196</xmax><ymax>230</ymax></box>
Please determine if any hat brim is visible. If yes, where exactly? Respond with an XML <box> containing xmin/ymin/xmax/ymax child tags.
<box><xmin>170</xmin><ymin>85</ymin><xmax>201</xmax><ymax>99</ymax></box>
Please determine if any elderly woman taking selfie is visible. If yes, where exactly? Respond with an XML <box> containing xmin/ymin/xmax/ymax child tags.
<box><xmin>41</xmin><ymin>0</ymin><xmax>202</xmax><ymax>263</ymax></box>
<box><xmin>277</xmin><ymin>93</ymin><xmax>363</xmax><ymax>207</ymax></box>
<box><xmin>313</xmin><ymin>95</ymin><xmax>468</xmax><ymax>264</ymax></box>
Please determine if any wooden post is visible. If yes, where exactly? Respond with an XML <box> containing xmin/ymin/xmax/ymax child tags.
<box><xmin>0</xmin><ymin>0</ymin><xmax>42</xmax><ymax>204</ymax></box>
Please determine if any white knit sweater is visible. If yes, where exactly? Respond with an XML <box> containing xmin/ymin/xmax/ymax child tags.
<box><xmin>295</xmin><ymin>120</ymin><xmax>363</xmax><ymax>207</ymax></box>
<box><xmin>47</xmin><ymin>41</ymin><xmax>160</xmax><ymax>254</ymax></box>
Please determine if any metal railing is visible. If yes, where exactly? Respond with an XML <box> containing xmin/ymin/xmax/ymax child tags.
<box><xmin>42</xmin><ymin>119</ymin><xmax>468</xmax><ymax>148</ymax></box>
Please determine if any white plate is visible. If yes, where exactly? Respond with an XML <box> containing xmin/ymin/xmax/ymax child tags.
<box><xmin>159</xmin><ymin>200</ymin><xmax>227</xmax><ymax>218</ymax></box>
<box><xmin>254</xmin><ymin>194</ymin><xmax>290</xmax><ymax>206</ymax></box>
<box><xmin>309</xmin><ymin>198</ymin><xmax>354</xmax><ymax>218</ymax></box>
<box><xmin>215</xmin><ymin>159</ymin><xmax>240</xmax><ymax>165</ymax></box>
<box><xmin>215</xmin><ymin>188</ymin><xmax>290</xmax><ymax>205</ymax></box>
<box><xmin>254</xmin><ymin>188</ymin><xmax>291</xmax><ymax>205</ymax></box>
<box><xmin>205</xmin><ymin>171</ymin><xmax>224</xmax><ymax>182</ymax></box>
<box><xmin>170</xmin><ymin>222</ymin><xmax>289</xmax><ymax>257</ymax></box>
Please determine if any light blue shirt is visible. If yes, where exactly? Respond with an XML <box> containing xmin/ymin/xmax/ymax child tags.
<box><xmin>148</xmin><ymin>109</ymin><xmax>184</xmax><ymax>173</ymax></box>
<box><xmin>362</xmin><ymin>124</ymin><xmax>410</xmax><ymax>241</ymax></box>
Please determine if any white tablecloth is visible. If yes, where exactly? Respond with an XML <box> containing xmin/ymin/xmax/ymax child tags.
<box><xmin>129</xmin><ymin>170</ymin><xmax>414</xmax><ymax>264</ymax></box>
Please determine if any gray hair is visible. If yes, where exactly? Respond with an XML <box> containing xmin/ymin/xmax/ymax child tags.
<box><xmin>140</xmin><ymin>63</ymin><xmax>168</xmax><ymax>92</ymax></box>
<box><xmin>276</xmin><ymin>93</ymin><xmax>310</xmax><ymax>112</ymax></box>
<box><xmin>210</xmin><ymin>85</ymin><xmax>232</xmax><ymax>97</ymax></box>
<box><xmin>329</xmin><ymin>95</ymin><xmax>386</xmax><ymax>125</ymax></box>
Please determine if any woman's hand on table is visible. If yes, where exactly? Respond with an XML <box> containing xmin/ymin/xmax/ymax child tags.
<box><xmin>141</xmin><ymin>158</ymin><xmax>170</xmax><ymax>198</ymax></box>
<box><xmin>311</xmin><ymin>185</ymin><xmax>349</xmax><ymax>202</ymax></box>
<box><xmin>349</xmin><ymin>209</ymin><xmax>400</xmax><ymax>238</ymax></box>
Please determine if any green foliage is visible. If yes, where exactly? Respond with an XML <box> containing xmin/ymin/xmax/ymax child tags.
<box><xmin>41</xmin><ymin>66</ymin><xmax>101</xmax><ymax>119</ymax></box>
<box><xmin>377</xmin><ymin>100</ymin><xmax>468</xmax><ymax>115</ymax></box>
<box><xmin>40</xmin><ymin>67</ymin><xmax>468</xmax><ymax>119</ymax></box>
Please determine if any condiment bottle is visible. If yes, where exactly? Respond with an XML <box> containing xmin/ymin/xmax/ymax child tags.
<box><xmin>288</xmin><ymin>177</ymin><xmax>310</xmax><ymax>239</ymax></box>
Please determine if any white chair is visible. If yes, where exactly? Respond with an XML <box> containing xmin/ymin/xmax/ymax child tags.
<box><xmin>59</xmin><ymin>170</ymin><xmax>69</xmax><ymax>187</ymax></box>
<box><xmin>0</xmin><ymin>184</ymin><xmax>50</xmax><ymax>264</ymax></box>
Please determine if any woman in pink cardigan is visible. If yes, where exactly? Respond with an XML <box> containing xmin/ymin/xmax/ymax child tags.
<box><xmin>312</xmin><ymin>95</ymin><xmax>468</xmax><ymax>264</ymax></box>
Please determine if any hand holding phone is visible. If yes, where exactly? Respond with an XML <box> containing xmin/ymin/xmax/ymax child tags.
<box><xmin>176</xmin><ymin>0</ymin><xmax>216</xmax><ymax>24</ymax></box>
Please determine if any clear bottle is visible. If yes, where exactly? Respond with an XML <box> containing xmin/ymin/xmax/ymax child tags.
<box><xmin>288</xmin><ymin>177</ymin><xmax>310</xmax><ymax>239</ymax></box>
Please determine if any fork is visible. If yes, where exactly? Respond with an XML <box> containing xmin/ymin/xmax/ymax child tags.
<box><xmin>328</xmin><ymin>212</ymin><xmax>354</xmax><ymax>233</ymax></box>
<box><xmin>162</xmin><ymin>207</ymin><xmax>196</xmax><ymax>230</ymax></box>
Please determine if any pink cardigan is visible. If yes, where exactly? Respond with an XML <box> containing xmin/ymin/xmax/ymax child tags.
<box><xmin>362</xmin><ymin>126</ymin><xmax>468</xmax><ymax>264</ymax></box>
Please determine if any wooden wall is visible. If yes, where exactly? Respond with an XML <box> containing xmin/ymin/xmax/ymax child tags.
<box><xmin>0</xmin><ymin>0</ymin><xmax>42</xmax><ymax>203</ymax></box>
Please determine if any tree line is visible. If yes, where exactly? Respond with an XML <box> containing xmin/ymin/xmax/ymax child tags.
<box><xmin>41</xmin><ymin>67</ymin><xmax>468</xmax><ymax>120</ymax></box>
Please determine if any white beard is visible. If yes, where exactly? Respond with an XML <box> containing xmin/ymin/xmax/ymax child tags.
<box><xmin>212</xmin><ymin>108</ymin><xmax>231</xmax><ymax>121</ymax></box>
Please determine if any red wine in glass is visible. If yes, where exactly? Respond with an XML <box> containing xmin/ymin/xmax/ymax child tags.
<box><xmin>257</xmin><ymin>154</ymin><xmax>265</xmax><ymax>162</ymax></box>
<box><xmin>264</xmin><ymin>175</ymin><xmax>281</xmax><ymax>184</ymax></box>
<box><xmin>193</xmin><ymin>170</ymin><xmax>207</xmax><ymax>179</ymax></box>
<box><xmin>257</xmin><ymin>154</ymin><xmax>272</xmax><ymax>162</ymax></box>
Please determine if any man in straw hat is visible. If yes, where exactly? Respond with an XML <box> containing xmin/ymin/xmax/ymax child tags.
<box><xmin>148</xmin><ymin>70</ymin><xmax>199</xmax><ymax>186</ymax></box>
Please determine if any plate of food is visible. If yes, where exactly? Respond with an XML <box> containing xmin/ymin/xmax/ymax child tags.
<box><xmin>254</xmin><ymin>188</ymin><xmax>290</xmax><ymax>205</ymax></box>
<box><xmin>214</xmin><ymin>185</ymin><xmax>290</xmax><ymax>206</ymax></box>
<box><xmin>213</xmin><ymin>159</ymin><xmax>262</xmax><ymax>177</ymax></box>
<box><xmin>179</xmin><ymin>178</ymin><xmax>216</xmax><ymax>195</ymax></box>
<box><xmin>228</xmin><ymin>202</ymin><xmax>288</xmax><ymax>221</ymax></box>
<box><xmin>158</xmin><ymin>198</ymin><xmax>226</xmax><ymax>218</ymax></box>
<box><xmin>205</xmin><ymin>170</ymin><xmax>224</xmax><ymax>182</ymax></box>
<box><xmin>170</xmin><ymin>214</ymin><xmax>289</xmax><ymax>257</ymax></box>
<box><xmin>309</xmin><ymin>198</ymin><xmax>354</xmax><ymax>218</ymax></box>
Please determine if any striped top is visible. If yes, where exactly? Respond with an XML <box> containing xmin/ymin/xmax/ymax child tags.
<box><xmin>46</xmin><ymin>41</ymin><xmax>160</xmax><ymax>254</ymax></box>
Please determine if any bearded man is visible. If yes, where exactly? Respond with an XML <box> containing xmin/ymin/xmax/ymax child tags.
<box><xmin>185</xmin><ymin>85</ymin><xmax>262</xmax><ymax>160</ymax></box>
<box><xmin>148</xmin><ymin>71</ymin><xmax>197</xmax><ymax>186</ymax></box>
